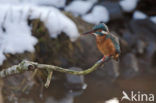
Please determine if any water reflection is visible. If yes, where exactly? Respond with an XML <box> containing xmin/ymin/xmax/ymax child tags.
<box><xmin>42</xmin><ymin>73</ymin><xmax>156</xmax><ymax>103</ymax></box>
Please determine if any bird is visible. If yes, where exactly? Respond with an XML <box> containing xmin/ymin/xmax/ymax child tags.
<box><xmin>82</xmin><ymin>22</ymin><xmax>120</xmax><ymax>61</ymax></box>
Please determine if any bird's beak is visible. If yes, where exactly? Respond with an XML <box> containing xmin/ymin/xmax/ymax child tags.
<box><xmin>81</xmin><ymin>30</ymin><xmax>95</xmax><ymax>35</ymax></box>
<box><xmin>102</xmin><ymin>30</ymin><xmax>109</xmax><ymax>35</ymax></box>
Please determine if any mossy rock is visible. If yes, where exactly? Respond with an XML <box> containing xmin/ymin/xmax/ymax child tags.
<box><xmin>30</xmin><ymin>19</ymin><xmax>101</xmax><ymax>68</ymax></box>
<box><xmin>31</xmin><ymin>19</ymin><xmax>83</xmax><ymax>67</ymax></box>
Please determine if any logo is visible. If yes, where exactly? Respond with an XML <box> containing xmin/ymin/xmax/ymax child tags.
<box><xmin>121</xmin><ymin>91</ymin><xmax>155</xmax><ymax>102</ymax></box>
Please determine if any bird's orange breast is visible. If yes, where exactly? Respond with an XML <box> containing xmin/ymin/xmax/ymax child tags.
<box><xmin>96</xmin><ymin>35</ymin><xmax>116</xmax><ymax>57</ymax></box>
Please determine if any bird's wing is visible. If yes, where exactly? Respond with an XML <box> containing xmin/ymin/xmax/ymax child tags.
<box><xmin>110</xmin><ymin>33</ymin><xmax>119</xmax><ymax>44</ymax></box>
<box><xmin>105</xmin><ymin>33</ymin><xmax>120</xmax><ymax>53</ymax></box>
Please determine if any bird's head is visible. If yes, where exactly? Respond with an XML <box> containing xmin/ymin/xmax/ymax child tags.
<box><xmin>82</xmin><ymin>22</ymin><xmax>109</xmax><ymax>36</ymax></box>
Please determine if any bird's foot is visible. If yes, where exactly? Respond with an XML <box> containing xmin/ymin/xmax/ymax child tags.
<box><xmin>102</xmin><ymin>55</ymin><xmax>111</xmax><ymax>62</ymax></box>
<box><xmin>102</xmin><ymin>56</ymin><xmax>106</xmax><ymax>62</ymax></box>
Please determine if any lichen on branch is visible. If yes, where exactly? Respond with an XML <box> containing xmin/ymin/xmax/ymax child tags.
<box><xmin>0</xmin><ymin>57</ymin><xmax>109</xmax><ymax>87</ymax></box>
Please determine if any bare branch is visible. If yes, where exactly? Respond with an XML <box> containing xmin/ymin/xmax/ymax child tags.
<box><xmin>0</xmin><ymin>58</ymin><xmax>107</xmax><ymax>78</ymax></box>
<box><xmin>0</xmin><ymin>58</ymin><xmax>109</xmax><ymax>87</ymax></box>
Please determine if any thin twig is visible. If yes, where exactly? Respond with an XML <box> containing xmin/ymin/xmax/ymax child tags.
<box><xmin>45</xmin><ymin>70</ymin><xmax>53</xmax><ymax>88</ymax></box>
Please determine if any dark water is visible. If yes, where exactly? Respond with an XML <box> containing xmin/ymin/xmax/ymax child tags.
<box><xmin>30</xmin><ymin>73</ymin><xmax>156</xmax><ymax>103</ymax></box>
<box><xmin>5</xmin><ymin>71</ymin><xmax>156</xmax><ymax>103</ymax></box>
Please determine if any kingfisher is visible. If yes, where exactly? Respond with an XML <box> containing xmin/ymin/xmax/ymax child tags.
<box><xmin>82</xmin><ymin>22</ymin><xmax>120</xmax><ymax>61</ymax></box>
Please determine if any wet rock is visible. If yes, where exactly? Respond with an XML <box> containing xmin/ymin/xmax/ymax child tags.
<box><xmin>122</xmin><ymin>30</ymin><xmax>136</xmax><ymax>47</ymax></box>
<box><xmin>3</xmin><ymin>71</ymin><xmax>36</xmax><ymax>93</ymax></box>
<box><xmin>129</xmin><ymin>19</ymin><xmax>156</xmax><ymax>41</ymax></box>
<box><xmin>7</xmin><ymin>94</ymin><xmax>18</xmax><ymax>103</ymax></box>
<box><xmin>144</xmin><ymin>41</ymin><xmax>156</xmax><ymax>67</ymax></box>
<box><xmin>102</xmin><ymin>1</ymin><xmax>123</xmax><ymax>20</ymax></box>
<box><xmin>46</xmin><ymin>96</ymin><xmax>73</xmax><ymax>103</ymax></box>
<box><xmin>0</xmin><ymin>53</ymin><xmax>35</xmax><ymax>102</ymax></box>
<box><xmin>104</xmin><ymin>60</ymin><xmax>119</xmax><ymax>78</ymax></box>
<box><xmin>130</xmin><ymin>19</ymin><xmax>156</xmax><ymax>57</ymax></box>
<box><xmin>120</xmin><ymin>53</ymin><xmax>139</xmax><ymax>78</ymax></box>
<box><xmin>65</xmin><ymin>67</ymin><xmax>87</xmax><ymax>90</ymax></box>
<box><xmin>65</xmin><ymin>0</ymin><xmax>74</xmax><ymax>6</ymax></box>
<box><xmin>19</xmin><ymin>98</ymin><xmax>34</xmax><ymax>103</ymax></box>
<box><xmin>135</xmin><ymin>39</ymin><xmax>146</xmax><ymax>54</ymax></box>
<box><xmin>0</xmin><ymin>79</ymin><xmax>3</xmax><ymax>103</ymax></box>
<box><xmin>146</xmin><ymin>41</ymin><xmax>156</xmax><ymax>57</ymax></box>
<box><xmin>95</xmin><ymin>60</ymin><xmax>119</xmax><ymax>79</ymax></box>
<box><xmin>119</xmin><ymin>37</ymin><xmax>130</xmax><ymax>53</ymax></box>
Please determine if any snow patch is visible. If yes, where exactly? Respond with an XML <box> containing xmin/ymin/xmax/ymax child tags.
<box><xmin>82</xmin><ymin>5</ymin><xmax>109</xmax><ymax>24</ymax></box>
<box><xmin>0</xmin><ymin>0</ymin><xmax>66</xmax><ymax>8</ymax></box>
<box><xmin>133</xmin><ymin>11</ymin><xmax>147</xmax><ymax>19</ymax></box>
<box><xmin>150</xmin><ymin>16</ymin><xmax>156</xmax><ymax>24</ymax></box>
<box><xmin>0</xmin><ymin>4</ymin><xmax>79</xmax><ymax>65</ymax></box>
<box><xmin>119</xmin><ymin>0</ymin><xmax>138</xmax><ymax>12</ymax></box>
<box><xmin>65</xmin><ymin>1</ymin><xmax>94</xmax><ymax>16</ymax></box>
<box><xmin>105</xmin><ymin>98</ymin><xmax>119</xmax><ymax>103</ymax></box>
<box><xmin>28</xmin><ymin>6</ymin><xmax>79</xmax><ymax>41</ymax></box>
<box><xmin>0</xmin><ymin>5</ymin><xmax>38</xmax><ymax>65</ymax></box>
